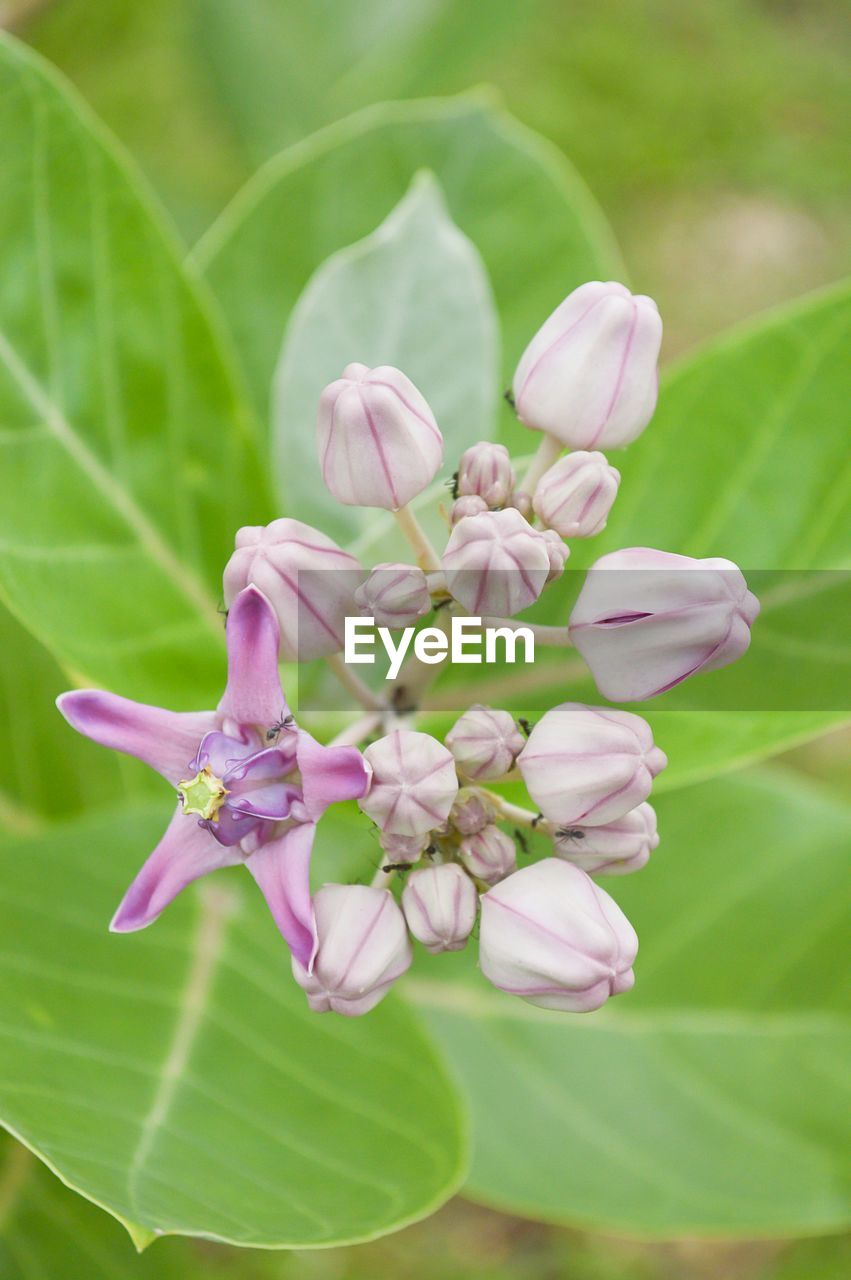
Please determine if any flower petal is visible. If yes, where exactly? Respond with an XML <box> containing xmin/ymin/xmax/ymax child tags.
<box><xmin>245</xmin><ymin>822</ymin><xmax>318</xmax><ymax>969</ymax></box>
<box><xmin>219</xmin><ymin>586</ymin><xmax>287</xmax><ymax>729</ymax></box>
<box><xmin>110</xmin><ymin>805</ymin><xmax>240</xmax><ymax>932</ymax></box>
<box><xmin>57</xmin><ymin>690</ymin><xmax>216</xmax><ymax>786</ymax></box>
<box><xmin>296</xmin><ymin>730</ymin><xmax>371</xmax><ymax>821</ymax></box>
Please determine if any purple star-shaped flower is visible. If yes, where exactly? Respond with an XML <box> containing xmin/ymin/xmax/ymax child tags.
<box><xmin>57</xmin><ymin>586</ymin><xmax>370</xmax><ymax>969</ymax></box>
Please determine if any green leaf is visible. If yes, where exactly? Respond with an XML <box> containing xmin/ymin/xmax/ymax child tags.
<box><xmin>189</xmin><ymin>0</ymin><xmax>545</xmax><ymax>162</ymax></box>
<box><xmin>272</xmin><ymin>172</ymin><xmax>498</xmax><ymax>541</ymax></box>
<box><xmin>0</xmin><ymin>34</ymin><xmax>270</xmax><ymax>710</ymax></box>
<box><xmin>195</xmin><ymin>93</ymin><xmax>622</xmax><ymax>449</ymax></box>
<box><xmin>408</xmin><ymin>769</ymin><xmax>851</xmax><ymax>1236</ymax></box>
<box><xmin>0</xmin><ymin>804</ymin><xmax>467</xmax><ymax>1248</ymax></box>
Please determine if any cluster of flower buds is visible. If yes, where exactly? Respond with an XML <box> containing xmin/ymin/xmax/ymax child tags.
<box><xmin>60</xmin><ymin>278</ymin><xmax>760</xmax><ymax>1023</ymax></box>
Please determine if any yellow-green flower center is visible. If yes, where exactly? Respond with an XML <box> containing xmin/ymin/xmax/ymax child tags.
<box><xmin>178</xmin><ymin>766</ymin><xmax>228</xmax><ymax>822</ymax></box>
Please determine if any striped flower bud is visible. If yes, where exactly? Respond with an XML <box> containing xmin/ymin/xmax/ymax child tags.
<box><xmin>317</xmin><ymin>363</ymin><xmax>443</xmax><ymax>509</ymax></box>
<box><xmin>449</xmin><ymin>787</ymin><xmax>494</xmax><ymax>836</ymax></box>
<box><xmin>541</xmin><ymin>529</ymin><xmax>570</xmax><ymax>584</ymax></box>
<box><xmin>569</xmin><ymin>548</ymin><xmax>760</xmax><ymax>702</ymax></box>
<box><xmin>291</xmin><ymin>884</ymin><xmax>412</xmax><ymax>1016</ymax></box>
<box><xmin>401</xmin><ymin>863</ymin><xmax>478</xmax><ymax>954</ymax></box>
<box><xmin>553</xmin><ymin>803</ymin><xmax>659</xmax><ymax>876</ymax></box>
<box><xmin>533</xmin><ymin>451</ymin><xmax>621</xmax><ymax>538</ymax></box>
<box><xmin>378</xmin><ymin>830</ymin><xmax>431</xmax><ymax>865</ymax></box>
<box><xmin>354</xmin><ymin>562</ymin><xmax>431</xmax><ymax>629</ymax></box>
<box><xmin>359</xmin><ymin>730</ymin><xmax>459</xmax><ymax>837</ymax></box>
<box><xmin>512</xmin><ymin>282</ymin><xmax>662</xmax><ymax>449</ymax></box>
<box><xmin>459</xmin><ymin>825</ymin><xmax>517</xmax><ymax>885</ymax></box>
<box><xmin>457</xmin><ymin>442</ymin><xmax>515</xmax><ymax>508</ymax></box>
<box><xmin>445</xmin><ymin>705</ymin><xmax>525</xmax><ymax>781</ymax></box>
<box><xmin>442</xmin><ymin>507</ymin><xmax>552</xmax><ymax>617</ymax></box>
<box><xmin>451</xmin><ymin>494</ymin><xmax>489</xmax><ymax>524</ymax></box>
<box><xmin>479</xmin><ymin>858</ymin><xmax>638</xmax><ymax>1012</ymax></box>
<box><xmin>517</xmin><ymin>703</ymin><xmax>666</xmax><ymax>826</ymax></box>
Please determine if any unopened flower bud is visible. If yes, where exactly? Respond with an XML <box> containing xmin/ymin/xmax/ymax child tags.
<box><xmin>533</xmin><ymin>451</ymin><xmax>620</xmax><ymax>538</ymax></box>
<box><xmin>518</xmin><ymin>702</ymin><xmax>666</xmax><ymax>826</ymax></box>
<box><xmin>360</xmin><ymin>730</ymin><xmax>458</xmax><ymax>837</ymax></box>
<box><xmin>569</xmin><ymin>548</ymin><xmax>760</xmax><ymax>702</ymax></box>
<box><xmin>379</xmin><ymin>830</ymin><xmax>430</xmax><ymax>865</ymax></box>
<box><xmin>442</xmin><ymin>508</ymin><xmax>551</xmax><ymax>617</ymax></box>
<box><xmin>451</xmin><ymin>494</ymin><xmax>488</xmax><ymax>524</ymax></box>
<box><xmin>507</xmin><ymin>490</ymin><xmax>533</xmax><ymax>518</ymax></box>
<box><xmin>553</xmin><ymin>803</ymin><xmax>658</xmax><ymax>875</ymax></box>
<box><xmin>223</xmin><ymin>519</ymin><xmax>361</xmax><ymax>661</ymax></box>
<box><xmin>401</xmin><ymin>864</ymin><xmax>478</xmax><ymax>954</ymax></box>
<box><xmin>450</xmin><ymin>787</ymin><xmax>494</xmax><ymax>836</ymax></box>
<box><xmin>513</xmin><ymin>282</ymin><xmax>662</xmax><ymax>449</ymax></box>
<box><xmin>541</xmin><ymin>529</ymin><xmax>569</xmax><ymax>584</ymax></box>
<box><xmin>459</xmin><ymin>825</ymin><xmax>516</xmax><ymax>885</ymax></box>
<box><xmin>446</xmin><ymin>705</ymin><xmax>525</xmax><ymax>781</ymax></box>
<box><xmin>479</xmin><ymin>858</ymin><xmax>637</xmax><ymax>1011</ymax></box>
<box><xmin>292</xmin><ymin>884</ymin><xmax>412</xmax><ymax>1016</ymax></box>
<box><xmin>317</xmin><ymin>363</ymin><xmax>443</xmax><ymax>509</ymax></box>
<box><xmin>458</xmin><ymin>442</ymin><xmax>515</xmax><ymax>508</ymax></box>
<box><xmin>354</xmin><ymin>562</ymin><xmax>431</xmax><ymax>629</ymax></box>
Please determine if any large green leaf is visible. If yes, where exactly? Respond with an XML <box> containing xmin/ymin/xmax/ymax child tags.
<box><xmin>195</xmin><ymin>93</ymin><xmax>621</xmax><ymax>448</ymax></box>
<box><xmin>409</xmin><ymin>769</ymin><xmax>851</xmax><ymax>1236</ymax></box>
<box><xmin>0</xmin><ymin>35</ymin><xmax>270</xmax><ymax>710</ymax></box>
<box><xmin>0</xmin><ymin>804</ymin><xmax>467</xmax><ymax>1248</ymax></box>
<box><xmin>272</xmin><ymin>173</ymin><xmax>498</xmax><ymax>541</ymax></box>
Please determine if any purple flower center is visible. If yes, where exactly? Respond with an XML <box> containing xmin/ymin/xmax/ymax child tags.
<box><xmin>180</xmin><ymin>729</ymin><xmax>303</xmax><ymax>848</ymax></box>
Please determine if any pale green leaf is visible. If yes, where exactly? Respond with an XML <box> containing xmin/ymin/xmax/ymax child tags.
<box><xmin>0</xmin><ymin>34</ymin><xmax>270</xmax><ymax>709</ymax></box>
<box><xmin>272</xmin><ymin>172</ymin><xmax>498</xmax><ymax>541</ymax></box>
<box><xmin>0</xmin><ymin>804</ymin><xmax>467</xmax><ymax>1248</ymax></box>
<box><xmin>409</xmin><ymin>770</ymin><xmax>851</xmax><ymax>1235</ymax></box>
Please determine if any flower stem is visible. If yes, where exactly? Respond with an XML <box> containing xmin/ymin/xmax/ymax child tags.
<box><xmin>519</xmin><ymin>432</ymin><xmax>562</xmax><ymax>497</ymax></box>
<box><xmin>388</xmin><ymin>606</ymin><xmax>455</xmax><ymax>714</ymax></box>
<box><xmin>325</xmin><ymin>653</ymin><xmax>383</xmax><ymax>711</ymax></box>
<box><xmin>485</xmin><ymin>792</ymin><xmax>551</xmax><ymax>833</ymax></box>
<box><xmin>394</xmin><ymin>504</ymin><xmax>442</xmax><ymax>572</ymax></box>
<box><xmin>481</xmin><ymin>617</ymin><xmax>573</xmax><ymax>647</ymax></box>
<box><xmin>327</xmin><ymin>711</ymin><xmax>382</xmax><ymax>748</ymax></box>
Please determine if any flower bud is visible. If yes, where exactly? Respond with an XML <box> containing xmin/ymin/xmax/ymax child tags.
<box><xmin>359</xmin><ymin>730</ymin><xmax>459</xmax><ymax>837</ymax></box>
<box><xmin>457</xmin><ymin>442</ymin><xmax>515</xmax><ymax>508</ymax></box>
<box><xmin>354</xmin><ymin>562</ymin><xmax>431</xmax><ymax>629</ymax></box>
<box><xmin>517</xmin><ymin>702</ymin><xmax>666</xmax><ymax>826</ymax></box>
<box><xmin>541</xmin><ymin>529</ymin><xmax>569</xmax><ymax>584</ymax></box>
<box><xmin>442</xmin><ymin>507</ymin><xmax>551</xmax><ymax>617</ymax></box>
<box><xmin>445</xmin><ymin>705</ymin><xmax>526</xmax><ymax>784</ymax></box>
<box><xmin>401</xmin><ymin>864</ymin><xmax>478</xmax><ymax>954</ymax></box>
<box><xmin>568</xmin><ymin>548</ymin><xmax>760</xmax><ymax>702</ymax></box>
<box><xmin>459</xmin><ymin>825</ymin><xmax>516</xmax><ymax>885</ymax></box>
<box><xmin>291</xmin><ymin>884</ymin><xmax>412</xmax><ymax>1016</ymax></box>
<box><xmin>317</xmin><ymin>363</ymin><xmax>443</xmax><ymax>509</ymax></box>
<box><xmin>553</xmin><ymin>802</ymin><xmax>658</xmax><ymax>875</ymax></box>
<box><xmin>451</xmin><ymin>495</ymin><xmax>488</xmax><ymax>524</ymax></box>
<box><xmin>379</xmin><ymin>830</ymin><xmax>430</xmax><ymax>865</ymax></box>
<box><xmin>479</xmin><ymin>858</ymin><xmax>637</xmax><ymax>1012</ymax></box>
<box><xmin>512</xmin><ymin>282</ymin><xmax>662</xmax><ymax>449</ymax></box>
<box><xmin>507</xmin><ymin>490</ymin><xmax>532</xmax><ymax>519</ymax></box>
<box><xmin>223</xmin><ymin>518</ymin><xmax>361</xmax><ymax>662</ymax></box>
<box><xmin>533</xmin><ymin>451</ymin><xmax>620</xmax><ymax>538</ymax></box>
<box><xmin>449</xmin><ymin>787</ymin><xmax>494</xmax><ymax>836</ymax></box>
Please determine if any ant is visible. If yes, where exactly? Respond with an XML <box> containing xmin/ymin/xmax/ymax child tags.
<box><xmin>518</xmin><ymin>717</ymin><xmax>534</xmax><ymax>738</ymax></box>
<box><xmin>503</xmin><ymin>387</ymin><xmax>516</xmax><ymax>410</ymax></box>
<box><xmin>556</xmin><ymin>827</ymin><xmax>586</xmax><ymax>842</ymax></box>
<box><xmin>531</xmin><ymin>812</ymin><xmax>544</xmax><ymax>829</ymax></box>
<box><xmin>514</xmin><ymin>828</ymin><xmax>529</xmax><ymax>856</ymax></box>
<box><xmin>446</xmin><ymin>471</ymin><xmax>460</xmax><ymax>500</ymax></box>
<box><xmin>266</xmin><ymin>711</ymin><xmax>296</xmax><ymax>741</ymax></box>
<box><xmin>382</xmin><ymin>863</ymin><xmax>413</xmax><ymax>874</ymax></box>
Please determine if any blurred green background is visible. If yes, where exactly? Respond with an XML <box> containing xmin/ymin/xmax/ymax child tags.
<box><xmin>0</xmin><ymin>1</ymin><xmax>848</xmax><ymax>1276</ymax></box>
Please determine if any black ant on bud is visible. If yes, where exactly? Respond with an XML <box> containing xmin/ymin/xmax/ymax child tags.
<box><xmin>555</xmin><ymin>827</ymin><xmax>586</xmax><ymax>842</ymax></box>
<box><xmin>514</xmin><ymin>828</ymin><xmax>529</xmax><ymax>855</ymax></box>
<box><xmin>531</xmin><ymin>813</ymin><xmax>544</xmax><ymax>829</ymax></box>
<box><xmin>503</xmin><ymin>387</ymin><xmax>516</xmax><ymax>410</ymax></box>
<box><xmin>446</xmin><ymin>471</ymin><xmax>460</xmax><ymax>500</ymax></box>
<box><xmin>382</xmin><ymin>862</ymin><xmax>413</xmax><ymax>874</ymax></box>
<box><xmin>266</xmin><ymin>711</ymin><xmax>296</xmax><ymax>741</ymax></box>
<box><xmin>518</xmin><ymin>717</ymin><xmax>533</xmax><ymax>737</ymax></box>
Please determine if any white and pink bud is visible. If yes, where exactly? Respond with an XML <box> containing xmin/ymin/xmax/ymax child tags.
<box><xmin>533</xmin><ymin>451</ymin><xmax>621</xmax><ymax>538</ymax></box>
<box><xmin>223</xmin><ymin>518</ymin><xmax>361</xmax><ymax>662</ymax></box>
<box><xmin>359</xmin><ymin>730</ymin><xmax>459</xmax><ymax>837</ymax></box>
<box><xmin>446</xmin><ymin>705</ymin><xmax>525</xmax><ymax>781</ymax></box>
<box><xmin>451</xmin><ymin>494</ymin><xmax>489</xmax><ymax>524</ymax></box>
<box><xmin>518</xmin><ymin>703</ymin><xmax>666</xmax><ymax>826</ymax></box>
<box><xmin>479</xmin><ymin>858</ymin><xmax>637</xmax><ymax>1012</ymax></box>
<box><xmin>401</xmin><ymin>864</ymin><xmax>478</xmax><ymax>954</ymax></box>
<box><xmin>457</xmin><ymin>441</ymin><xmax>515</xmax><ymax>508</ymax></box>
<box><xmin>291</xmin><ymin>884</ymin><xmax>412</xmax><ymax>1016</ymax></box>
<box><xmin>442</xmin><ymin>507</ymin><xmax>552</xmax><ymax>617</ymax></box>
<box><xmin>449</xmin><ymin>787</ymin><xmax>494</xmax><ymax>836</ymax></box>
<box><xmin>541</xmin><ymin>529</ymin><xmax>570</xmax><ymax>584</ymax></box>
<box><xmin>554</xmin><ymin>803</ymin><xmax>658</xmax><ymax>876</ymax></box>
<box><xmin>512</xmin><ymin>282</ymin><xmax>662</xmax><ymax>449</ymax></box>
<box><xmin>569</xmin><ymin>548</ymin><xmax>760</xmax><ymax>702</ymax></box>
<box><xmin>459</xmin><ymin>825</ymin><xmax>517</xmax><ymax>885</ymax></box>
<box><xmin>354</xmin><ymin>562</ymin><xmax>431</xmax><ymax>629</ymax></box>
<box><xmin>507</xmin><ymin>490</ymin><xmax>532</xmax><ymax>519</ymax></box>
<box><xmin>379</xmin><ymin>830</ymin><xmax>431</xmax><ymax>865</ymax></box>
<box><xmin>317</xmin><ymin>363</ymin><xmax>443</xmax><ymax>510</ymax></box>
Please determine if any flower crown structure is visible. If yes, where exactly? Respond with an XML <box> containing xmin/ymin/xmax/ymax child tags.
<box><xmin>59</xmin><ymin>280</ymin><xmax>759</xmax><ymax>1017</ymax></box>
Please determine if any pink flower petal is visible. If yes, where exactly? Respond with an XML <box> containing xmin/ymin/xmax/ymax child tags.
<box><xmin>219</xmin><ymin>586</ymin><xmax>287</xmax><ymax>729</ymax></box>
<box><xmin>296</xmin><ymin>730</ymin><xmax>371</xmax><ymax>822</ymax></box>
<box><xmin>245</xmin><ymin>822</ymin><xmax>318</xmax><ymax>969</ymax></box>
